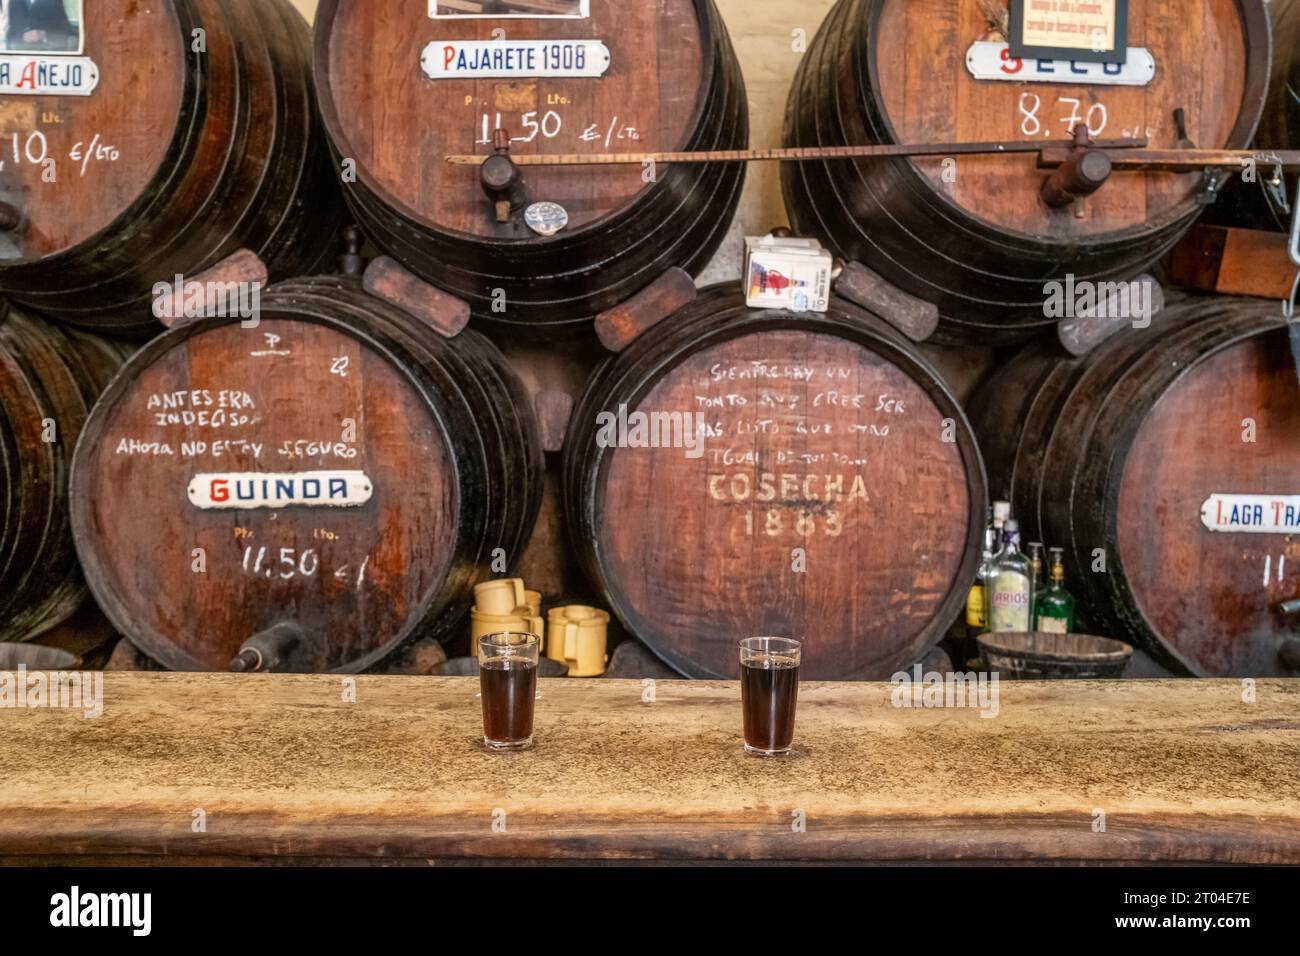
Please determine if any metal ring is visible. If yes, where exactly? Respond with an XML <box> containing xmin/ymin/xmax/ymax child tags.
<box><xmin>1285</xmin><ymin>269</ymin><xmax>1300</xmax><ymax>321</ymax></box>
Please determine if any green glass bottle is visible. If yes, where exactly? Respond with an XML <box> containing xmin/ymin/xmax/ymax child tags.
<box><xmin>1034</xmin><ymin>547</ymin><xmax>1076</xmax><ymax>634</ymax></box>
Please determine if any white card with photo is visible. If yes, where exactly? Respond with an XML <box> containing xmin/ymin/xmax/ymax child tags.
<box><xmin>429</xmin><ymin>1</ymin><xmax>589</xmax><ymax>20</ymax></box>
<box><xmin>0</xmin><ymin>0</ymin><xmax>96</xmax><ymax>96</ymax></box>
<box><xmin>0</xmin><ymin>0</ymin><xmax>84</xmax><ymax>56</ymax></box>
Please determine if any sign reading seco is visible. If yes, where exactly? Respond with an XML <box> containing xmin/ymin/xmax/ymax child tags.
<box><xmin>965</xmin><ymin>41</ymin><xmax>1155</xmax><ymax>86</ymax></box>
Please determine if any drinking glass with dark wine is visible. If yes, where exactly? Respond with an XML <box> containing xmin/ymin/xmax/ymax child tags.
<box><xmin>739</xmin><ymin>636</ymin><xmax>801</xmax><ymax>756</ymax></box>
<box><xmin>478</xmin><ymin>631</ymin><xmax>540</xmax><ymax>752</ymax></box>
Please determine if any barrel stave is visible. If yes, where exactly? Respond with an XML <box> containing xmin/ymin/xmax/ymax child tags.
<box><xmin>0</xmin><ymin>306</ymin><xmax>124</xmax><ymax>642</ymax></box>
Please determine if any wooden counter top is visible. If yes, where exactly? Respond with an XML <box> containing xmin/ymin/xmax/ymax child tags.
<box><xmin>0</xmin><ymin>674</ymin><xmax>1297</xmax><ymax>864</ymax></box>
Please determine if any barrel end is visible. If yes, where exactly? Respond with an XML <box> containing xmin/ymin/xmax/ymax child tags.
<box><xmin>1057</xmin><ymin>273</ymin><xmax>1165</xmax><ymax>357</ymax></box>
<box><xmin>595</xmin><ymin>267</ymin><xmax>698</xmax><ymax>352</ymax></box>
<box><xmin>362</xmin><ymin>255</ymin><xmax>471</xmax><ymax>338</ymax></box>
<box><xmin>155</xmin><ymin>249</ymin><xmax>269</xmax><ymax>330</ymax></box>
<box><xmin>833</xmin><ymin>261</ymin><xmax>940</xmax><ymax>343</ymax></box>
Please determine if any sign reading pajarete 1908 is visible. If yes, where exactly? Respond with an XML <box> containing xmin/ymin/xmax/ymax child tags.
<box><xmin>1009</xmin><ymin>0</ymin><xmax>1130</xmax><ymax>65</ymax></box>
<box><xmin>0</xmin><ymin>0</ymin><xmax>97</xmax><ymax>96</ymax></box>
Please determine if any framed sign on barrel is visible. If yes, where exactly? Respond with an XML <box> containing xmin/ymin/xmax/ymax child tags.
<box><xmin>1009</xmin><ymin>0</ymin><xmax>1131</xmax><ymax>64</ymax></box>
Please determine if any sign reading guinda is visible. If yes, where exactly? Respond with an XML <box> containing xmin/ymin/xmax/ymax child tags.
<box><xmin>188</xmin><ymin>471</ymin><xmax>374</xmax><ymax>511</ymax></box>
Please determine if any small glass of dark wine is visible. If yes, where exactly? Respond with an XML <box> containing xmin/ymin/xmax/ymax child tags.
<box><xmin>478</xmin><ymin>632</ymin><xmax>540</xmax><ymax>752</ymax></box>
<box><xmin>738</xmin><ymin>636</ymin><xmax>802</xmax><ymax>757</ymax></box>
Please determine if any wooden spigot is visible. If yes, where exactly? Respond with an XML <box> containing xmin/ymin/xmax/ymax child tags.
<box><xmin>1280</xmin><ymin>637</ymin><xmax>1300</xmax><ymax>671</ymax></box>
<box><xmin>229</xmin><ymin>622</ymin><xmax>305</xmax><ymax>673</ymax></box>
<box><xmin>0</xmin><ymin>201</ymin><xmax>22</xmax><ymax>231</ymax></box>
<box><xmin>1041</xmin><ymin>126</ymin><xmax>1112</xmax><ymax>209</ymax></box>
<box><xmin>481</xmin><ymin>128</ymin><xmax>528</xmax><ymax>224</ymax></box>
<box><xmin>338</xmin><ymin>225</ymin><xmax>366</xmax><ymax>276</ymax></box>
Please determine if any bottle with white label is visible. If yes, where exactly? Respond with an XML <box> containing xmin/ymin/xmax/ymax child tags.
<box><xmin>962</xmin><ymin>507</ymin><xmax>997</xmax><ymax>663</ymax></box>
<box><xmin>972</xmin><ymin>501</ymin><xmax>1012</xmax><ymax>636</ymax></box>
<box><xmin>991</xmin><ymin>500</ymin><xmax>1011</xmax><ymax>542</ymax></box>
<box><xmin>1028</xmin><ymin>541</ymin><xmax>1045</xmax><ymax>591</ymax></box>
<box><xmin>990</xmin><ymin>519</ymin><xmax>1033</xmax><ymax>632</ymax></box>
<box><xmin>1034</xmin><ymin>547</ymin><xmax>1076</xmax><ymax>635</ymax></box>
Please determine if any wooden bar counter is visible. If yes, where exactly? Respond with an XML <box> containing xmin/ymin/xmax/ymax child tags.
<box><xmin>0</xmin><ymin>674</ymin><xmax>1297</xmax><ymax>865</ymax></box>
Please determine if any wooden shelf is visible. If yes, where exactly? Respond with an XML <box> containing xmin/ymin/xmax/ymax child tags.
<box><xmin>1</xmin><ymin>674</ymin><xmax>1297</xmax><ymax>865</ymax></box>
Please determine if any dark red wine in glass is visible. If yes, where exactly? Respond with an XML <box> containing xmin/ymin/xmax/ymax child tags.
<box><xmin>739</xmin><ymin>638</ymin><xmax>801</xmax><ymax>756</ymax></box>
<box><xmin>478</xmin><ymin>633</ymin><xmax>539</xmax><ymax>751</ymax></box>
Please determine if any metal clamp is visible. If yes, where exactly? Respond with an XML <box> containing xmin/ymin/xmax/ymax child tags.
<box><xmin>1284</xmin><ymin>179</ymin><xmax>1300</xmax><ymax>320</ymax></box>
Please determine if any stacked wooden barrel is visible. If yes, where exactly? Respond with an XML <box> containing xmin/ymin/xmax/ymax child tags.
<box><xmin>564</xmin><ymin>286</ymin><xmax>987</xmax><ymax>680</ymax></box>
<box><xmin>0</xmin><ymin>302</ymin><xmax>127</xmax><ymax>643</ymax></box>
<box><xmin>0</xmin><ymin>0</ymin><xmax>344</xmax><ymax>335</ymax></box>
<box><xmin>69</xmin><ymin>276</ymin><xmax>543</xmax><ymax>673</ymax></box>
<box><xmin>313</xmin><ymin>0</ymin><xmax>748</xmax><ymax>334</ymax></box>
<box><xmin>969</xmin><ymin>295</ymin><xmax>1300</xmax><ymax>677</ymax></box>
<box><xmin>783</xmin><ymin>0</ymin><xmax>1271</xmax><ymax>342</ymax></box>
<box><xmin>1204</xmin><ymin>0</ymin><xmax>1300</xmax><ymax>230</ymax></box>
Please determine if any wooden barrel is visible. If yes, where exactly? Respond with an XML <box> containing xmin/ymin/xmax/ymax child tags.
<box><xmin>313</xmin><ymin>0</ymin><xmax>748</xmax><ymax>335</ymax></box>
<box><xmin>69</xmin><ymin>275</ymin><xmax>544</xmax><ymax>673</ymax></box>
<box><xmin>0</xmin><ymin>302</ymin><xmax>126</xmax><ymax>643</ymax></box>
<box><xmin>783</xmin><ymin>0</ymin><xmax>1271</xmax><ymax>342</ymax></box>
<box><xmin>0</xmin><ymin>0</ymin><xmax>345</xmax><ymax>335</ymax></box>
<box><xmin>968</xmin><ymin>294</ymin><xmax>1300</xmax><ymax>677</ymax></box>
<box><xmin>1204</xmin><ymin>0</ymin><xmax>1300</xmax><ymax>230</ymax></box>
<box><xmin>563</xmin><ymin>285</ymin><xmax>987</xmax><ymax>680</ymax></box>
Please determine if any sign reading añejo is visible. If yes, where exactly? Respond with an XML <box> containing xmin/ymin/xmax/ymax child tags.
<box><xmin>0</xmin><ymin>55</ymin><xmax>98</xmax><ymax>95</ymax></box>
<box><xmin>420</xmin><ymin>39</ymin><xmax>611</xmax><ymax>80</ymax></box>
<box><xmin>1200</xmin><ymin>494</ymin><xmax>1300</xmax><ymax>534</ymax></box>
<box><xmin>188</xmin><ymin>471</ymin><xmax>374</xmax><ymax>511</ymax></box>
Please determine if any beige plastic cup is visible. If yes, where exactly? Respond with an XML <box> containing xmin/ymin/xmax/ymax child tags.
<box><xmin>471</xmin><ymin>607</ymin><xmax>544</xmax><ymax>645</ymax></box>
<box><xmin>546</xmin><ymin>605</ymin><xmax>610</xmax><ymax>677</ymax></box>
<box><xmin>474</xmin><ymin>578</ymin><xmax>527</xmax><ymax>616</ymax></box>
<box><xmin>523</xmin><ymin>590</ymin><xmax>543</xmax><ymax>617</ymax></box>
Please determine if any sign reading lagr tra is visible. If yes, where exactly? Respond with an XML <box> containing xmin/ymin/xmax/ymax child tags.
<box><xmin>1201</xmin><ymin>493</ymin><xmax>1300</xmax><ymax>533</ymax></box>
<box><xmin>189</xmin><ymin>471</ymin><xmax>373</xmax><ymax>510</ymax></box>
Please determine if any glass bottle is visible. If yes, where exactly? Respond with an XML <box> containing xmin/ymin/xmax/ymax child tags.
<box><xmin>962</xmin><ymin>510</ymin><xmax>1000</xmax><ymax>663</ymax></box>
<box><xmin>990</xmin><ymin>519</ymin><xmax>1033</xmax><ymax>632</ymax></box>
<box><xmin>1028</xmin><ymin>542</ymin><xmax>1045</xmax><ymax>590</ymax></box>
<box><xmin>992</xmin><ymin>500</ymin><xmax>1011</xmax><ymax>544</ymax></box>
<box><xmin>965</xmin><ymin>508</ymin><xmax>995</xmax><ymax>638</ymax></box>
<box><xmin>1034</xmin><ymin>547</ymin><xmax>1077</xmax><ymax>634</ymax></box>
